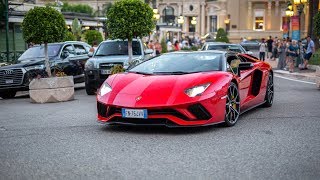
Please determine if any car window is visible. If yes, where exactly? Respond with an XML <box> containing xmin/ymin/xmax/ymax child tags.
<box><xmin>74</xmin><ymin>44</ymin><xmax>87</xmax><ymax>55</ymax></box>
<box><xmin>18</xmin><ymin>44</ymin><xmax>61</xmax><ymax>61</ymax></box>
<box><xmin>61</xmin><ymin>45</ymin><xmax>75</xmax><ymax>58</ymax></box>
<box><xmin>95</xmin><ymin>41</ymin><xmax>142</xmax><ymax>56</ymax></box>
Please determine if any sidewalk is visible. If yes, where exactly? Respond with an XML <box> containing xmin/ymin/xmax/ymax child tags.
<box><xmin>265</xmin><ymin>58</ymin><xmax>320</xmax><ymax>83</ymax></box>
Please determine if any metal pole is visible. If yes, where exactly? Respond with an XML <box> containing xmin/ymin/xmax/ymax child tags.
<box><xmin>5</xmin><ymin>0</ymin><xmax>9</xmax><ymax>62</ymax></box>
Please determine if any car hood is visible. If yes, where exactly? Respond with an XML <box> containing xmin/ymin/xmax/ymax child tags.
<box><xmin>89</xmin><ymin>55</ymin><xmax>141</xmax><ymax>67</ymax></box>
<box><xmin>0</xmin><ymin>59</ymin><xmax>45</xmax><ymax>70</ymax></box>
<box><xmin>98</xmin><ymin>71</ymin><xmax>231</xmax><ymax>107</ymax></box>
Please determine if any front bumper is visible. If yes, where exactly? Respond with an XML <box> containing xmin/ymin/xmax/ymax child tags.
<box><xmin>97</xmin><ymin>96</ymin><xmax>227</xmax><ymax>127</ymax></box>
<box><xmin>85</xmin><ymin>69</ymin><xmax>110</xmax><ymax>89</ymax></box>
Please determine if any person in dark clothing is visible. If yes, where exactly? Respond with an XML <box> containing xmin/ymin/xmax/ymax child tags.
<box><xmin>266</xmin><ymin>36</ymin><xmax>273</xmax><ymax>59</ymax></box>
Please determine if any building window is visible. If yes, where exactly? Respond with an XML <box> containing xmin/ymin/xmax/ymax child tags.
<box><xmin>210</xmin><ymin>16</ymin><xmax>218</xmax><ymax>32</ymax></box>
<box><xmin>253</xmin><ymin>9</ymin><xmax>265</xmax><ymax>31</ymax></box>
<box><xmin>189</xmin><ymin>17</ymin><xmax>196</xmax><ymax>32</ymax></box>
<box><xmin>162</xmin><ymin>6</ymin><xmax>175</xmax><ymax>25</ymax></box>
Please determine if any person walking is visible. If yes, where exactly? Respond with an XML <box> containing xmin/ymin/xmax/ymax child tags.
<box><xmin>286</xmin><ymin>40</ymin><xmax>298</xmax><ymax>73</ymax></box>
<box><xmin>174</xmin><ymin>41</ymin><xmax>180</xmax><ymax>51</ymax></box>
<box><xmin>259</xmin><ymin>38</ymin><xmax>267</xmax><ymax>61</ymax></box>
<box><xmin>89</xmin><ymin>41</ymin><xmax>98</xmax><ymax>54</ymax></box>
<box><xmin>302</xmin><ymin>36</ymin><xmax>315</xmax><ymax>70</ymax></box>
<box><xmin>266</xmin><ymin>36</ymin><xmax>273</xmax><ymax>59</ymax></box>
<box><xmin>277</xmin><ymin>39</ymin><xmax>287</xmax><ymax>70</ymax></box>
<box><xmin>154</xmin><ymin>40</ymin><xmax>162</xmax><ymax>56</ymax></box>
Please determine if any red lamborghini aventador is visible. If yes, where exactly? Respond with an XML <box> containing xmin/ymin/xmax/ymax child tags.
<box><xmin>97</xmin><ymin>51</ymin><xmax>273</xmax><ymax>127</ymax></box>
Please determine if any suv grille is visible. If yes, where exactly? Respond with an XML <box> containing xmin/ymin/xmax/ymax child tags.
<box><xmin>0</xmin><ymin>68</ymin><xmax>24</xmax><ymax>87</ymax></box>
<box><xmin>100</xmin><ymin>62</ymin><xmax>123</xmax><ymax>70</ymax></box>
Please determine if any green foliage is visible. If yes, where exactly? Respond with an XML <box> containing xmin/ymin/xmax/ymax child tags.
<box><xmin>64</xmin><ymin>31</ymin><xmax>76</xmax><ymax>41</ymax></box>
<box><xmin>309</xmin><ymin>49</ymin><xmax>320</xmax><ymax>65</ymax></box>
<box><xmin>215</xmin><ymin>28</ymin><xmax>229</xmax><ymax>43</ymax></box>
<box><xmin>84</xmin><ymin>30</ymin><xmax>103</xmax><ymax>46</ymax></box>
<box><xmin>161</xmin><ymin>38</ymin><xmax>167</xmax><ymax>53</ymax></box>
<box><xmin>111</xmin><ymin>65</ymin><xmax>125</xmax><ymax>74</ymax></box>
<box><xmin>314</xmin><ymin>11</ymin><xmax>320</xmax><ymax>38</ymax></box>
<box><xmin>106</xmin><ymin>0</ymin><xmax>154</xmax><ymax>41</ymax></box>
<box><xmin>72</xmin><ymin>18</ymin><xmax>82</xmax><ymax>41</ymax></box>
<box><xmin>61</xmin><ymin>2</ymin><xmax>93</xmax><ymax>16</ymax></box>
<box><xmin>22</xmin><ymin>6</ymin><xmax>67</xmax><ymax>44</ymax></box>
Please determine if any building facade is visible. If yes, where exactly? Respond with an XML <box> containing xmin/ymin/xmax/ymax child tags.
<box><xmin>155</xmin><ymin>0</ymin><xmax>309</xmax><ymax>42</ymax></box>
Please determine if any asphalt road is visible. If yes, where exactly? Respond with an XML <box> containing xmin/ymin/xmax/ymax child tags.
<box><xmin>0</xmin><ymin>77</ymin><xmax>320</xmax><ymax>180</ymax></box>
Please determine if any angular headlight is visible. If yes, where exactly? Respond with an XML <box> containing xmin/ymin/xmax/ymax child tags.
<box><xmin>98</xmin><ymin>83</ymin><xmax>112</xmax><ymax>96</ymax></box>
<box><xmin>185</xmin><ymin>83</ymin><xmax>211</xmax><ymax>97</ymax></box>
<box><xmin>85</xmin><ymin>61</ymin><xmax>94</xmax><ymax>70</ymax></box>
<box><xmin>24</xmin><ymin>64</ymin><xmax>45</xmax><ymax>71</ymax></box>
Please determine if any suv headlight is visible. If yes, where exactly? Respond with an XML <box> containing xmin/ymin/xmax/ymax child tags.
<box><xmin>98</xmin><ymin>83</ymin><xmax>112</xmax><ymax>96</ymax></box>
<box><xmin>85</xmin><ymin>61</ymin><xmax>94</xmax><ymax>70</ymax></box>
<box><xmin>185</xmin><ymin>83</ymin><xmax>211</xmax><ymax>97</ymax></box>
<box><xmin>24</xmin><ymin>64</ymin><xmax>45</xmax><ymax>71</ymax></box>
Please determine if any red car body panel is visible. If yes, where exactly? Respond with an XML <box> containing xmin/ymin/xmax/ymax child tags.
<box><xmin>96</xmin><ymin>53</ymin><xmax>272</xmax><ymax>127</ymax></box>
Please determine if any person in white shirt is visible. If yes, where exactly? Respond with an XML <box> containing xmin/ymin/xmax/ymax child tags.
<box><xmin>259</xmin><ymin>38</ymin><xmax>267</xmax><ymax>61</ymax></box>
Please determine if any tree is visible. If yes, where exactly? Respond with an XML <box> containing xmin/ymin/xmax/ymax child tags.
<box><xmin>22</xmin><ymin>6</ymin><xmax>67</xmax><ymax>77</ymax></box>
<box><xmin>72</xmin><ymin>18</ymin><xmax>82</xmax><ymax>41</ymax></box>
<box><xmin>215</xmin><ymin>28</ymin><xmax>229</xmax><ymax>43</ymax></box>
<box><xmin>106</xmin><ymin>0</ymin><xmax>154</xmax><ymax>63</ymax></box>
<box><xmin>314</xmin><ymin>11</ymin><xmax>320</xmax><ymax>49</ymax></box>
<box><xmin>64</xmin><ymin>31</ymin><xmax>76</xmax><ymax>41</ymax></box>
<box><xmin>307</xmin><ymin>0</ymin><xmax>319</xmax><ymax>49</ymax></box>
<box><xmin>84</xmin><ymin>30</ymin><xmax>103</xmax><ymax>46</ymax></box>
<box><xmin>161</xmin><ymin>38</ymin><xmax>167</xmax><ymax>53</ymax></box>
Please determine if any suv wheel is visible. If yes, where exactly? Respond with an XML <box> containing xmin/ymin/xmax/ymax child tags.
<box><xmin>85</xmin><ymin>83</ymin><xmax>96</xmax><ymax>95</ymax></box>
<box><xmin>0</xmin><ymin>91</ymin><xmax>17</xmax><ymax>99</ymax></box>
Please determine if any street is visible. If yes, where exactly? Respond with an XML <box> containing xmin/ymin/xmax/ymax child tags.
<box><xmin>0</xmin><ymin>76</ymin><xmax>320</xmax><ymax>179</ymax></box>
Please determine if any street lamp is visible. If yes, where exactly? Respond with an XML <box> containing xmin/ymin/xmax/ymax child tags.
<box><xmin>224</xmin><ymin>18</ymin><xmax>230</xmax><ymax>34</ymax></box>
<box><xmin>191</xmin><ymin>17</ymin><xmax>197</xmax><ymax>25</ymax></box>
<box><xmin>153</xmin><ymin>9</ymin><xmax>160</xmax><ymax>21</ymax></box>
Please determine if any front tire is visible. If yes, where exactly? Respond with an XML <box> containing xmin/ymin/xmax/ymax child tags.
<box><xmin>0</xmin><ymin>91</ymin><xmax>17</xmax><ymax>99</ymax></box>
<box><xmin>263</xmin><ymin>73</ymin><xmax>274</xmax><ymax>107</ymax></box>
<box><xmin>85</xmin><ymin>83</ymin><xmax>96</xmax><ymax>95</ymax></box>
<box><xmin>224</xmin><ymin>82</ymin><xmax>240</xmax><ymax>127</ymax></box>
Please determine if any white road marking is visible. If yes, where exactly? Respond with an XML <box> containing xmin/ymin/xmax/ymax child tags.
<box><xmin>275</xmin><ymin>75</ymin><xmax>316</xmax><ymax>85</ymax></box>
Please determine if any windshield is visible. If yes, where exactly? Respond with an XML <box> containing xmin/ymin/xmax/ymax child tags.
<box><xmin>95</xmin><ymin>41</ymin><xmax>142</xmax><ymax>56</ymax></box>
<box><xmin>128</xmin><ymin>52</ymin><xmax>223</xmax><ymax>75</ymax></box>
<box><xmin>207</xmin><ymin>44</ymin><xmax>244</xmax><ymax>53</ymax></box>
<box><xmin>18</xmin><ymin>44</ymin><xmax>61</xmax><ymax>60</ymax></box>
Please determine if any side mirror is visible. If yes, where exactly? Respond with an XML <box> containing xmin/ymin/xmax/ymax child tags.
<box><xmin>238</xmin><ymin>62</ymin><xmax>254</xmax><ymax>70</ymax></box>
<box><xmin>88</xmin><ymin>52</ymin><xmax>93</xmax><ymax>57</ymax></box>
<box><xmin>61</xmin><ymin>51</ymin><xmax>69</xmax><ymax>59</ymax></box>
<box><xmin>145</xmin><ymin>49</ymin><xmax>153</xmax><ymax>54</ymax></box>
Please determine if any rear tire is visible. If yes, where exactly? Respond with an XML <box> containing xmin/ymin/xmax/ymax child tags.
<box><xmin>0</xmin><ymin>91</ymin><xmax>17</xmax><ymax>99</ymax></box>
<box><xmin>224</xmin><ymin>82</ymin><xmax>240</xmax><ymax>127</ymax></box>
<box><xmin>85</xmin><ymin>83</ymin><xmax>96</xmax><ymax>95</ymax></box>
<box><xmin>263</xmin><ymin>73</ymin><xmax>274</xmax><ymax>107</ymax></box>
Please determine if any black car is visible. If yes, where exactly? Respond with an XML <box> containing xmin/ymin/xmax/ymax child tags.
<box><xmin>0</xmin><ymin>41</ymin><xmax>91</xmax><ymax>99</ymax></box>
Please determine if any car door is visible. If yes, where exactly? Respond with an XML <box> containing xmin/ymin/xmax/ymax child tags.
<box><xmin>73</xmin><ymin>43</ymin><xmax>90</xmax><ymax>76</ymax></box>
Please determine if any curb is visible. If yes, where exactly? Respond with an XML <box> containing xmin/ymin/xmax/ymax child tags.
<box><xmin>273</xmin><ymin>70</ymin><xmax>317</xmax><ymax>83</ymax></box>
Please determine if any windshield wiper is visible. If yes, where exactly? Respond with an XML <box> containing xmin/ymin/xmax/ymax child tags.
<box><xmin>128</xmin><ymin>71</ymin><xmax>153</xmax><ymax>75</ymax></box>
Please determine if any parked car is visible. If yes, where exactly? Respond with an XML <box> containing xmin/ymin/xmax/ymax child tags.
<box><xmin>84</xmin><ymin>39</ymin><xmax>153</xmax><ymax>95</ymax></box>
<box><xmin>0</xmin><ymin>41</ymin><xmax>91</xmax><ymax>99</ymax></box>
<box><xmin>240</xmin><ymin>40</ymin><xmax>261</xmax><ymax>51</ymax></box>
<box><xmin>96</xmin><ymin>51</ymin><xmax>274</xmax><ymax>127</ymax></box>
<box><xmin>201</xmin><ymin>42</ymin><xmax>253</xmax><ymax>55</ymax></box>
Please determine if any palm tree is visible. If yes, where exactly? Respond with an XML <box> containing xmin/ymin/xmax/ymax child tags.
<box><xmin>307</xmin><ymin>0</ymin><xmax>319</xmax><ymax>49</ymax></box>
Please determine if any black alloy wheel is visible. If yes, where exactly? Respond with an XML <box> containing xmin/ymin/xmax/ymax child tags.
<box><xmin>224</xmin><ymin>82</ymin><xmax>240</xmax><ymax>126</ymax></box>
<box><xmin>263</xmin><ymin>73</ymin><xmax>274</xmax><ymax>107</ymax></box>
<box><xmin>0</xmin><ymin>91</ymin><xmax>17</xmax><ymax>99</ymax></box>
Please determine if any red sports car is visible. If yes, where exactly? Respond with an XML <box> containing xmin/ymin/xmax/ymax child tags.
<box><xmin>97</xmin><ymin>51</ymin><xmax>273</xmax><ymax>127</ymax></box>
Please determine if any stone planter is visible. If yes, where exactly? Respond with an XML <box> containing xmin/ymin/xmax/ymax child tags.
<box><xmin>29</xmin><ymin>76</ymin><xmax>74</xmax><ymax>103</ymax></box>
<box><xmin>316</xmin><ymin>66</ymin><xmax>320</xmax><ymax>89</ymax></box>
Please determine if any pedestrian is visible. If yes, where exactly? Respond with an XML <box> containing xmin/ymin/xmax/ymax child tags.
<box><xmin>286</xmin><ymin>40</ymin><xmax>298</xmax><ymax>73</ymax></box>
<box><xmin>259</xmin><ymin>38</ymin><xmax>267</xmax><ymax>61</ymax></box>
<box><xmin>174</xmin><ymin>40</ymin><xmax>180</xmax><ymax>51</ymax></box>
<box><xmin>154</xmin><ymin>40</ymin><xmax>162</xmax><ymax>56</ymax></box>
<box><xmin>266</xmin><ymin>36</ymin><xmax>273</xmax><ymax>59</ymax></box>
<box><xmin>89</xmin><ymin>41</ymin><xmax>98</xmax><ymax>54</ymax></box>
<box><xmin>148</xmin><ymin>40</ymin><xmax>154</xmax><ymax>50</ymax></box>
<box><xmin>167</xmin><ymin>40</ymin><xmax>173</xmax><ymax>52</ymax></box>
<box><xmin>302</xmin><ymin>36</ymin><xmax>315</xmax><ymax>70</ymax></box>
<box><xmin>277</xmin><ymin>39</ymin><xmax>287</xmax><ymax>70</ymax></box>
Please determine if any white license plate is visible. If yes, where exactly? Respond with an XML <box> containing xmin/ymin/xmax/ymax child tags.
<box><xmin>121</xmin><ymin>108</ymin><xmax>148</xmax><ymax>119</ymax></box>
<box><xmin>101</xmin><ymin>69</ymin><xmax>111</xmax><ymax>75</ymax></box>
<box><xmin>5</xmin><ymin>79</ymin><xmax>13</xmax><ymax>84</ymax></box>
